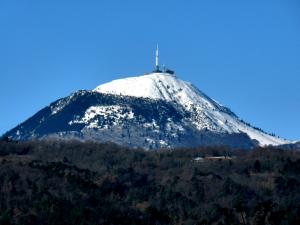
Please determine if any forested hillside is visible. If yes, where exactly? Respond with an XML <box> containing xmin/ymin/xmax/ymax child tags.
<box><xmin>0</xmin><ymin>139</ymin><xmax>299</xmax><ymax>225</ymax></box>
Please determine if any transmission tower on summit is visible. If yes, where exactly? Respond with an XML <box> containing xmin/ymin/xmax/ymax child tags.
<box><xmin>155</xmin><ymin>45</ymin><xmax>161</xmax><ymax>72</ymax></box>
<box><xmin>153</xmin><ymin>45</ymin><xmax>175</xmax><ymax>75</ymax></box>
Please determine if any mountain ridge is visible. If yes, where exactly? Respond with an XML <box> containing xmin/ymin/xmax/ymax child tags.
<box><xmin>4</xmin><ymin>72</ymin><xmax>288</xmax><ymax>149</ymax></box>
<box><xmin>94</xmin><ymin>73</ymin><xmax>287</xmax><ymax>146</ymax></box>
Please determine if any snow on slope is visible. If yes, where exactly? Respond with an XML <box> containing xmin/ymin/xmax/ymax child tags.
<box><xmin>94</xmin><ymin>73</ymin><xmax>215</xmax><ymax>108</ymax></box>
<box><xmin>94</xmin><ymin>73</ymin><xmax>288</xmax><ymax>146</ymax></box>
<box><xmin>69</xmin><ymin>105</ymin><xmax>134</xmax><ymax>129</ymax></box>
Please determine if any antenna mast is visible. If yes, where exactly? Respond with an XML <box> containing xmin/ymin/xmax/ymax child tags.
<box><xmin>155</xmin><ymin>44</ymin><xmax>159</xmax><ymax>71</ymax></box>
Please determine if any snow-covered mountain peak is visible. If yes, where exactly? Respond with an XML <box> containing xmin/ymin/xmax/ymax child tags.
<box><xmin>94</xmin><ymin>72</ymin><xmax>288</xmax><ymax>147</ymax></box>
<box><xmin>94</xmin><ymin>72</ymin><xmax>186</xmax><ymax>99</ymax></box>
<box><xmin>94</xmin><ymin>72</ymin><xmax>217</xmax><ymax>111</ymax></box>
<box><xmin>5</xmin><ymin>71</ymin><xmax>289</xmax><ymax>149</ymax></box>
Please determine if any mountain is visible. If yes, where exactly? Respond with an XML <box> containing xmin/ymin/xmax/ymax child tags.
<box><xmin>279</xmin><ymin>141</ymin><xmax>300</xmax><ymax>150</ymax></box>
<box><xmin>4</xmin><ymin>72</ymin><xmax>288</xmax><ymax>149</ymax></box>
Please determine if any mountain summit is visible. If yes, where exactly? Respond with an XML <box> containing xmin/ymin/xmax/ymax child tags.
<box><xmin>4</xmin><ymin>71</ymin><xmax>287</xmax><ymax>149</ymax></box>
<box><xmin>94</xmin><ymin>72</ymin><xmax>286</xmax><ymax>146</ymax></box>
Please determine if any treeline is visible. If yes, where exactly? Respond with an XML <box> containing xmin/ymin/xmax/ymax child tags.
<box><xmin>0</xmin><ymin>139</ymin><xmax>299</xmax><ymax>224</ymax></box>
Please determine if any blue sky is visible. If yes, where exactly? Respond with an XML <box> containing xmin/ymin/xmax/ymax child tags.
<box><xmin>0</xmin><ymin>0</ymin><xmax>299</xmax><ymax>140</ymax></box>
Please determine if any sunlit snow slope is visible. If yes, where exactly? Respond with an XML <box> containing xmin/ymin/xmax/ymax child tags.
<box><xmin>95</xmin><ymin>73</ymin><xmax>287</xmax><ymax>146</ymax></box>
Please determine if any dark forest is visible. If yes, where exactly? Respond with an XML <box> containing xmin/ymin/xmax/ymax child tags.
<box><xmin>0</xmin><ymin>138</ymin><xmax>299</xmax><ymax>225</ymax></box>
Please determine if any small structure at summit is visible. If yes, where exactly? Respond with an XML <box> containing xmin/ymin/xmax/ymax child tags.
<box><xmin>153</xmin><ymin>45</ymin><xmax>175</xmax><ymax>75</ymax></box>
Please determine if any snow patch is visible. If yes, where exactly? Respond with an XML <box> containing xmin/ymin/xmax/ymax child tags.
<box><xmin>69</xmin><ymin>105</ymin><xmax>134</xmax><ymax>129</ymax></box>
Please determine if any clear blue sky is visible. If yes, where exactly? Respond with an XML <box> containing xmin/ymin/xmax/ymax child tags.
<box><xmin>0</xmin><ymin>0</ymin><xmax>299</xmax><ymax>140</ymax></box>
